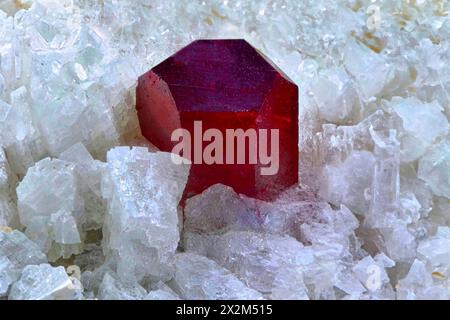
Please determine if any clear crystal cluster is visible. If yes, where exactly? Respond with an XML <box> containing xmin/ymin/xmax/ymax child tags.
<box><xmin>0</xmin><ymin>0</ymin><xmax>449</xmax><ymax>300</ymax></box>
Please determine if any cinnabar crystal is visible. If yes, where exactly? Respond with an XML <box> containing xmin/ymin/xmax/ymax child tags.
<box><xmin>136</xmin><ymin>39</ymin><xmax>298</xmax><ymax>201</ymax></box>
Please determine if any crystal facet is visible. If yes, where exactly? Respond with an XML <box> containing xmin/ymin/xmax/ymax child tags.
<box><xmin>136</xmin><ymin>39</ymin><xmax>298</xmax><ymax>201</ymax></box>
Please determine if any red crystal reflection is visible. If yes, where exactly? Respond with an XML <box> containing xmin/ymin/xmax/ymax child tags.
<box><xmin>136</xmin><ymin>39</ymin><xmax>298</xmax><ymax>201</ymax></box>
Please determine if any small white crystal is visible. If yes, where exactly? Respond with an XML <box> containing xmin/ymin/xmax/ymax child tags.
<box><xmin>0</xmin><ymin>230</ymin><xmax>46</xmax><ymax>297</ymax></box>
<box><xmin>418</xmin><ymin>139</ymin><xmax>450</xmax><ymax>198</ymax></box>
<box><xmin>171</xmin><ymin>252</ymin><xmax>263</xmax><ymax>300</ymax></box>
<box><xmin>319</xmin><ymin>151</ymin><xmax>375</xmax><ymax>215</ymax></box>
<box><xmin>59</xmin><ymin>143</ymin><xmax>106</xmax><ymax>231</ymax></box>
<box><xmin>311</xmin><ymin>67</ymin><xmax>359</xmax><ymax>123</ymax></box>
<box><xmin>185</xmin><ymin>230</ymin><xmax>313</xmax><ymax>299</ymax></box>
<box><xmin>0</xmin><ymin>148</ymin><xmax>19</xmax><ymax>227</ymax></box>
<box><xmin>344</xmin><ymin>40</ymin><xmax>394</xmax><ymax>100</ymax></box>
<box><xmin>390</xmin><ymin>97</ymin><xmax>449</xmax><ymax>163</ymax></box>
<box><xmin>98</xmin><ymin>273</ymin><xmax>147</xmax><ymax>300</ymax></box>
<box><xmin>17</xmin><ymin>158</ymin><xmax>84</xmax><ymax>260</ymax></box>
<box><xmin>145</xmin><ymin>281</ymin><xmax>180</xmax><ymax>300</ymax></box>
<box><xmin>184</xmin><ymin>184</ymin><xmax>249</xmax><ymax>234</ymax></box>
<box><xmin>9</xmin><ymin>264</ymin><xmax>78</xmax><ymax>300</ymax></box>
<box><xmin>102</xmin><ymin>147</ymin><xmax>190</xmax><ymax>283</ymax></box>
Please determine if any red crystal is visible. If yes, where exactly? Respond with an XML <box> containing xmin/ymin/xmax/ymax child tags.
<box><xmin>136</xmin><ymin>39</ymin><xmax>298</xmax><ymax>201</ymax></box>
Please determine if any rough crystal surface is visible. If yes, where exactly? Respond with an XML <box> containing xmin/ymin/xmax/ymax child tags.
<box><xmin>97</xmin><ymin>273</ymin><xmax>147</xmax><ymax>300</ymax></box>
<box><xmin>184</xmin><ymin>231</ymin><xmax>313</xmax><ymax>299</ymax></box>
<box><xmin>0</xmin><ymin>230</ymin><xmax>46</xmax><ymax>297</ymax></box>
<box><xmin>102</xmin><ymin>147</ymin><xmax>190</xmax><ymax>283</ymax></box>
<box><xmin>9</xmin><ymin>264</ymin><xmax>77</xmax><ymax>300</ymax></box>
<box><xmin>17</xmin><ymin>157</ymin><xmax>84</xmax><ymax>261</ymax></box>
<box><xmin>171</xmin><ymin>252</ymin><xmax>263</xmax><ymax>300</ymax></box>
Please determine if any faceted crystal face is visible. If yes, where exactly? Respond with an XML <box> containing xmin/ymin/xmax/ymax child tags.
<box><xmin>137</xmin><ymin>39</ymin><xmax>298</xmax><ymax>200</ymax></box>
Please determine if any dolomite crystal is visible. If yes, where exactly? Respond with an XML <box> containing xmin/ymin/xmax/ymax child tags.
<box><xmin>0</xmin><ymin>148</ymin><xmax>19</xmax><ymax>227</ymax></box>
<box><xmin>97</xmin><ymin>273</ymin><xmax>147</xmax><ymax>300</ymax></box>
<box><xmin>390</xmin><ymin>97</ymin><xmax>449</xmax><ymax>163</ymax></box>
<box><xmin>145</xmin><ymin>281</ymin><xmax>180</xmax><ymax>300</ymax></box>
<box><xmin>59</xmin><ymin>143</ymin><xmax>106</xmax><ymax>230</ymax></box>
<box><xmin>418</xmin><ymin>140</ymin><xmax>450</xmax><ymax>198</ymax></box>
<box><xmin>171</xmin><ymin>252</ymin><xmax>263</xmax><ymax>300</ymax></box>
<box><xmin>102</xmin><ymin>147</ymin><xmax>190</xmax><ymax>283</ymax></box>
<box><xmin>9</xmin><ymin>264</ymin><xmax>78</xmax><ymax>300</ymax></box>
<box><xmin>0</xmin><ymin>230</ymin><xmax>46</xmax><ymax>297</ymax></box>
<box><xmin>184</xmin><ymin>231</ymin><xmax>313</xmax><ymax>299</ymax></box>
<box><xmin>17</xmin><ymin>158</ymin><xmax>84</xmax><ymax>261</ymax></box>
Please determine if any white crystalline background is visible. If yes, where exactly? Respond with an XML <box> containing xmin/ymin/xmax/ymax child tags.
<box><xmin>0</xmin><ymin>0</ymin><xmax>449</xmax><ymax>300</ymax></box>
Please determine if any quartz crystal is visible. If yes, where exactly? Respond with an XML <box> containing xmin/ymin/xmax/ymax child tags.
<box><xmin>102</xmin><ymin>147</ymin><xmax>190</xmax><ymax>283</ymax></box>
<box><xmin>136</xmin><ymin>39</ymin><xmax>298</xmax><ymax>200</ymax></box>
<box><xmin>170</xmin><ymin>252</ymin><xmax>263</xmax><ymax>300</ymax></box>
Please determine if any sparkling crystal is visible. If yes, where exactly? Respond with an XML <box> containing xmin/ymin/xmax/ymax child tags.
<box><xmin>0</xmin><ymin>148</ymin><xmax>18</xmax><ymax>227</ymax></box>
<box><xmin>184</xmin><ymin>230</ymin><xmax>313</xmax><ymax>299</ymax></box>
<box><xmin>98</xmin><ymin>273</ymin><xmax>147</xmax><ymax>300</ymax></box>
<box><xmin>17</xmin><ymin>158</ymin><xmax>84</xmax><ymax>261</ymax></box>
<box><xmin>9</xmin><ymin>264</ymin><xmax>77</xmax><ymax>300</ymax></box>
<box><xmin>0</xmin><ymin>230</ymin><xmax>46</xmax><ymax>297</ymax></box>
<box><xmin>170</xmin><ymin>252</ymin><xmax>263</xmax><ymax>300</ymax></box>
<box><xmin>102</xmin><ymin>147</ymin><xmax>190</xmax><ymax>283</ymax></box>
<box><xmin>390</xmin><ymin>97</ymin><xmax>448</xmax><ymax>163</ymax></box>
<box><xmin>418</xmin><ymin>139</ymin><xmax>450</xmax><ymax>198</ymax></box>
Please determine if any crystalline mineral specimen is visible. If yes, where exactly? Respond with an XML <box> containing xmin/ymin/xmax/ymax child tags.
<box><xmin>171</xmin><ymin>252</ymin><xmax>263</xmax><ymax>300</ymax></box>
<box><xmin>0</xmin><ymin>148</ymin><xmax>18</xmax><ymax>228</ymax></box>
<box><xmin>0</xmin><ymin>0</ymin><xmax>449</xmax><ymax>301</ymax></box>
<box><xmin>184</xmin><ymin>231</ymin><xmax>313</xmax><ymax>299</ymax></box>
<box><xmin>9</xmin><ymin>264</ymin><xmax>78</xmax><ymax>300</ymax></box>
<box><xmin>136</xmin><ymin>39</ymin><xmax>298</xmax><ymax>201</ymax></box>
<box><xmin>59</xmin><ymin>143</ymin><xmax>106</xmax><ymax>230</ymax></box>
<box><xmin>0</xmin><ymin>230</ymin><xmax>46</xmax><ymax>297</ymax></box>
<box><xmin>102</xmin><ymin>147</ymin><xmax>190</xmax><ymax>283</ymax></box>
<box><xmin>17</xmin><ymin>158</ymin><xmax>84</xmax><ymax>261</ymax></box>
<box><xmin>97</xmin><ymin>273</ymin><xmax>147</xmax><ymax>300</ymax></box>
<box><xmin>418</xmin><ymin>140</ymin><xmax>450</xmax><ymax>198</ymax></box>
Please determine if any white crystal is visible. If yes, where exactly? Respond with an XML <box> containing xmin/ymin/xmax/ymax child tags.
<box><xmin>17</xmin><ymin>158</ymin><xmax>84</xmax><ymax>260</ymax></box>
<box><xmin>0</xmin><ymin>230</ymin><xmax>46</xmax><ymax>297</ymax></box>
<box><xmin>344</xmin><ymin>40</ymin><xmax>394</xmax><ymax>100</ymax></box>
<box><xmin>171</xmin><ymin>252</ymin><xmax>263</xmax><ymax>300</ymax></box>
<box><xmin>418</xmin><ymin>139</ymin><xmax>450</xmax><ymax>198</ymax></box>
<box><xmin>0</xmin><ymin>148</ymin><xmax>19</xmax><ymax>227</ymax></box>
<box><xmin>390</xmin><ymin>97</ymin><xmax>449</xmax><ymax>163</ymax></box>
<box><xmin>98</xmin><ymin>273</ymin><xmax>147</xmax><ymax>300</ymax></box>
<box><xmin>59</xmin><ymin>143</ymin><xmax>106</xmax><ymax>231</ymax></box>
<box><xmin>102</xmin><ymin>147</ymin><xmax>190</xmax><ymax>283</ymax></box>
<box><xmin>145</xmin><ymin>281</ymin><xmax>180</xmax><ymax>300</ymax></box>
<box><xmin>9</xmin><ymin>264</ymin><xmax>77</xmax><ymax>300</ymax></box>
<box><xmin>311</xmin><ymin>67</ymin><xmax>359</xmax><ymax>123</ymax></box>
<box><xmin>184</xmin><ymin>184</ymin><xmax>248</xmax><ymax>234</ymax></box>
<box><xmin>185</xmin><ymin>231</ymin><xmax>313</xmax><ymax>299</ymax></box>
<box><xmin>319</xmin><ymin>151</ymin><xmax>375</xmax><ymax>215</ymax></box>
